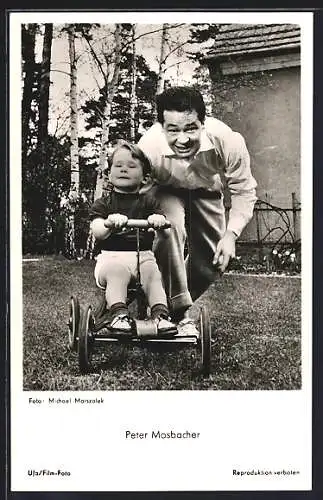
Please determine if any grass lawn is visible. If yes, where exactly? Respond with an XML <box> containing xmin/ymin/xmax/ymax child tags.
<box><xmin>22</xmin><ymin>257</ymin><xmax>301</xmax><ymax>391</ymax></box>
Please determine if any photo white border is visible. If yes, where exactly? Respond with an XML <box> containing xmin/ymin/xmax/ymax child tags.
<box><xmin>10</xmin><ymin>10</ymin><xmax>313</xmax><ymax>492</ymax></box>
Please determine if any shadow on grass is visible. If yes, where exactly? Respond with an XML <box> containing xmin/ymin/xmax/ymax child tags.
<box><xmin>22</xmin><ymin>257</ymin><xmax>301</xmax><ymax>391</ymax></box>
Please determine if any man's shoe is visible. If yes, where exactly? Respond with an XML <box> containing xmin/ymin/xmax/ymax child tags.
<box><xmin>176</xmin><ymin>317</ymin><xmax>199</xmax><ymax>337</ymax></box>
<box><xmin>110</xmin><ymin>314</ymin><xmax>133</xmax><ymax>332</ymax></box>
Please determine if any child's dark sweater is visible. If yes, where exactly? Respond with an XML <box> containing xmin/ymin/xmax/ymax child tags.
<box><xmin>89</xmin><ymin>190</ymin><xmax>164</xmax><ymax>252</ymax></box>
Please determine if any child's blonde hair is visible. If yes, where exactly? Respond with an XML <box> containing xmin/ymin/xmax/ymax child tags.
<box><xmin>109</xmin><ymin>140</ymin><xmax>152</xmax><ymax>177</ymax></box>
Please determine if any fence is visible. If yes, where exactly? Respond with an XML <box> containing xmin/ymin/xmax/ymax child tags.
<box><xmin>229</xmin><ymin>193</ymin><xmax>301</xmax><ymax>271</ymax></box>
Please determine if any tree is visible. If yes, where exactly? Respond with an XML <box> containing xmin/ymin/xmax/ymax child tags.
<box><xmin>22</xmin><ymin>135</ymin><xmax>71</xmax><ymax>254</ymax></box>
<box><xmin>21</xmin><ymin>23</ymin><xmax>38</xmax><ymax>166</ymax></box>
<box><xmin>189</xmin><ymin>23</ymin><xmax>220</xmax><ymax>48</ymax></box>
<box><xmin>81</xmin><ymin>52</ymin><xmax>157</xmax><ymax>145</ymax></box>
<box><xmin>129</xmin><ymin>24</ymin><xmax>137</xmax><ymax>142</ymax></box>
<box><xmin>64</xmin><ymin>24</ymin><xmax>80</xmax><ymax>258</ymax></box>
<box><xmin>38</xmin><ymin>24</ymin><xmax>53</xmax><ymax>148</ymax></box>
<box><xmin>188</xmin><ymin>24</ymin><xmax>220</xmax><ymax>114</ymax></box>
<box><xmin>80</xmin><ymin>23</ymin><xmax>123</xmax><ymax>199</ymax></box>
<box><xmin>24</xmin><ymin>23</ymin><xmax>53</xmax><ymax>250</ymax></box>
<box><xmin>156</xmin><ymin>23</ymin><xmax>169</xmax><ymax>95</ymax></box>
<box><xmin>21</xmin><ymin>23</ymin><xmax>98</xmax><ymax>255</ymax></box>
<box><xmin>68</xmin><ymin>25</ymin><xmax>79</xmax><ymax>198</ymax></box>
<box><xmin>155</xmin><ymin>23</ymin><xmax>194</xmax><ymax>93</ymax></box>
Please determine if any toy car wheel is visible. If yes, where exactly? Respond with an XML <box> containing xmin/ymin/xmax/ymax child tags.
<box><xmin>199</xmin><ymin>306</ymin><xmax>211</xmax><ymax>376</ymax></box>
<box><xmin>78</xmin><ymin>305</ymin><xmax>95</xmax><ymax>374</ymax></box>
<box><xmin>68</xmin><ymin>296</ymin><xmax>80</xmax><ymax>351</ymax></box>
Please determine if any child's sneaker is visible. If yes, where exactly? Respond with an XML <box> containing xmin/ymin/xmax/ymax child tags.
<box><xmin>110</xmin><ymin>314</ymin><xmax>133</xmax><ymax>332</ymax></box>
<box><xmin>94</xmin><ymin>310</ymin><xmax>111</xmax><ymax>331</ymax></box>
<box><xmin>154</xmin><ymin>315</ymin><xmax>177</xmax><ymax>333</ymax></box>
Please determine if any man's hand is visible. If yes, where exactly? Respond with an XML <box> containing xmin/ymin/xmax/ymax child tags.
<box><xmin>105</xmin><ymin>213</ymin><xmax>128</xmax><ymax>229</ymax></box>
<box><xmin>148</xmin><ymin>214</ymin><xmax>167</xmax><ymax>229</ymax></box>
<box><xmin>213</xmin><ymin>230</ymin><xmax>237</xmax><ymax>273</ymax></box>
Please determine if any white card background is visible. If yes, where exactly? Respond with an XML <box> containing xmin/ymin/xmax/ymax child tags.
<box><xmin>10</xmin><ymin>10</ymin><xmax>313</xmax><ymax>492</ymax></box>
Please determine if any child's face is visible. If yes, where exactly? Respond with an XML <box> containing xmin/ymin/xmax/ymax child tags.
<box><xmin>110</xmin><ymin>148</ymin><xmax>144</xmax><ymax>192</ymax></box>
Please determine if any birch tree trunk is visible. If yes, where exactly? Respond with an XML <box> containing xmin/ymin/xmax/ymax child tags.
<box><xmin>68</xmin><ymin>25</ymin><xmax>79</xmax><ymax>197</ymax></box>
<box><xmin>94</xmin><ymin>24</ymin><xmax>122</xmax><ymax>200</ymax></box>
<box><xmin>65</xmin><ymin>24</ymin><xmax>79</xmax><ymax>259</ymax></box>
<box><xmin>94</xmin><ymin>99</ymin><xmax>110</xmax><ymax>200</ymax></box>
<box><xmin>130</xmin><ymin>24</ymin><xmax>137</xmax><ymax>143</ymax></box>
<box><xmin>156</xmin><ymin>23</ymin><xmax>169</xmax><ymax>95</ymax></box>
<box><xmin>87</xmin><ymin>24</ymin><xmax>122</xmax><ymax>259</ymax></box>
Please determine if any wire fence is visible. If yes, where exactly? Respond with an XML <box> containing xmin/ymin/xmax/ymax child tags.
<box><xmin>229</xmin><ymin>193</ymin><xmax>301</xmax><ymax>272</ymax></box>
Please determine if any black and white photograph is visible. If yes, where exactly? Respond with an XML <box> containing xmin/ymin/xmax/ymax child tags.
<box><xmin>9</xmin><ymin>10</ymin><xmax>313</xmax><ymax>492</ymax></box>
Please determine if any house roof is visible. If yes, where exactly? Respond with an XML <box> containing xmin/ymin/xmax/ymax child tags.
<box><xmin>204</xmin><ymin>24</ymin><xmax>301</xmax><ymax>60</ymax></box>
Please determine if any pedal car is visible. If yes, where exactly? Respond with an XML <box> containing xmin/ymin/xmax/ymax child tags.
<box><xmin>68</xmin><ymin>219</ymin><xmax>211</xmax><ymax>375</ymax></box>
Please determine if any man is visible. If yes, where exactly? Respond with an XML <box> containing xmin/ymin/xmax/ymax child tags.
<box><xmin>138</xmin><ymin>86</ymin><xmax>257</xmax><ymax>334</ymax></box>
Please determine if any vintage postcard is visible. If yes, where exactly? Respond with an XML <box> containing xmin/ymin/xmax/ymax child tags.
<box><xmin>9</xmin><ymin>9</ymin><xmax>313</xmax><ymax>493</ymax></box>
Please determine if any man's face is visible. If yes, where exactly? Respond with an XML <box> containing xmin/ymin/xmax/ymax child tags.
<box><xmin>162</xmin><ymin>110</ymin><xmax>202</xmax><ymax>159</ymax></box>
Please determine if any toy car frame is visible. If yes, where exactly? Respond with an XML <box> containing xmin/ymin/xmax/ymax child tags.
<box><xmin>68</xmin><ymin>219</ymin><xmax>212</xmax><ymax>376</ymax></box>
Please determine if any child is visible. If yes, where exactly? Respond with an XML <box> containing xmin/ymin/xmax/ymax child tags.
<box><xmin>89</xmin><ymin>141</ymin><xmax>175</xmax><ymax>334</ymax></box>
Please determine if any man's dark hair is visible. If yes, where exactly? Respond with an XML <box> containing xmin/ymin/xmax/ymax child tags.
<box><xmin>156</xmin><ymin>86</ymin><xmax>206</xmax><ymax>124</ymax></box>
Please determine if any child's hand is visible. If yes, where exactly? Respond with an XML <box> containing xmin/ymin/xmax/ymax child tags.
<box><xmin>148</xmin><ymin>214</ymin><xmax>167</xmax><ymax>229</ymax></box>
<box><xmin>105</xmin><ymin>213</ymin><xmax>128</xmax><ymax>229</ymax></box>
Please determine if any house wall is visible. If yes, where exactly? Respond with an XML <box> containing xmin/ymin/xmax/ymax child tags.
<box><xmin>206</xmin><ymin>64</ymin><xmax>300</xmax><ymax>242</ymax></box>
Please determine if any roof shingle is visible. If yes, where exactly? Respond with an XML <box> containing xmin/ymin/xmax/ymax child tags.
<box><xmin>204</xmin><ymin>24</ymin><xmax>301</xmax><ymax>59</ymax></box>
